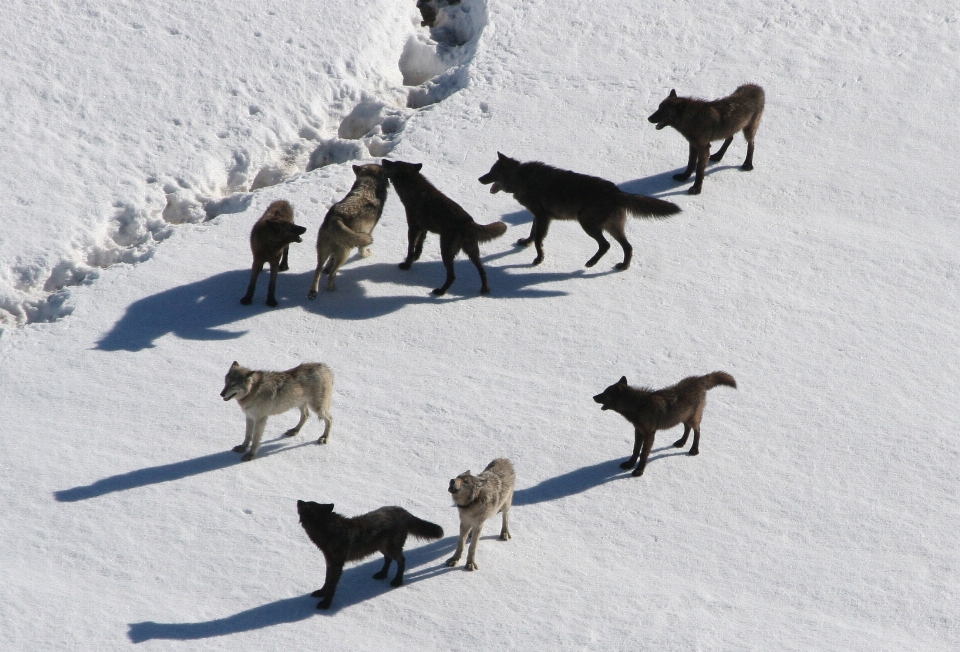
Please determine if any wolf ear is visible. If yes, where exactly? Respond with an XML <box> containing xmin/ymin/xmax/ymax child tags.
<box><xmin>618</xmin><ymin>376</ymin><xmax>628</xmax><ymax>385</ymax></box>
<box><xmin>231</xmin><ymin>361</ymin><xmax>239</xmax><ymax>368</ymax></box>
<box><xmin>352</xmin><ymin>164</ymin><xmax>362</xmax><ymax>175</ymax></box>
<box><xmin>413</xmin><ymin>163</ymin><xmax>423</xmax><ymax>172</ymax></box>
<box><xmin>497</xmin><ymin>151</ymin><xmax>507</xmax><ymax>161</ymax></box>
<box><xmin>320</xmin><ymin>503</ymin><xmax>334</xmax><ymax>513</ymax></box>
<box><xmin>669</xmin><ymin>89</ymin><xmax>677</xmax><ymax>98</ymax></box>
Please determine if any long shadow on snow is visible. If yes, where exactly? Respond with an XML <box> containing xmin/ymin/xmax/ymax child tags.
<box><xmin>127</xmin><ymin>537</ymin><xmax>457</xmax><ymax>641</ymax></box>
<box><xmin>512</xmin><ymin>458</ymin><xmax>626</xmax><ymax>506</ymax></box>
<box><xmin>53</xmin><ymin>437</ymin><xmax>313</xmax><ymax>502</ymax></box>
<box><xmin>619</xmin><ymin>164</ymin><xmax>743</xmax><ymax>198</ymax></box>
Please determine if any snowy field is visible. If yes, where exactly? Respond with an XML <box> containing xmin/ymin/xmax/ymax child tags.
<box><xmin>1</xmin><ymin>0</ymin><xmax>958</xmax><ymax>649</ymax></box>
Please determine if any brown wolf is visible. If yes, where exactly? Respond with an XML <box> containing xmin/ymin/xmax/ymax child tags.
<box><xmin>648</xmin><ymin>84</ymin><xmax>765</xmax><ymax>195</ymax></box>
<box><xmin>308</xmin><ymin>164</ymin><xmax>389</xmax><ymax>299</ymax></box>
<box><xmin>593</xmin><ymin>372</ymin><xmax>737</xmax><ymax>477</ymax></box>
<box><xmin>446</xmin><ymin>458</ymin><xmax>515</xmax><ymax>571</ymax></box>
<box><xmin>297</xmin><ymin>500</ymin><xmax>444</xmax><ymax>609</ymax></box>
<box><xmin>240</xmin><ymin>200</ymin><xmax>307</xmax><ymax>307</ymax></box>
<box><xmin>478</xmin><ymin>153</ymin><xmax>680</xmax><ymax>269</ymax></box>
<box><xmin>381</xmin><ymin>159</ymin><xmax>507</xmax><ymax>295</ymax></box>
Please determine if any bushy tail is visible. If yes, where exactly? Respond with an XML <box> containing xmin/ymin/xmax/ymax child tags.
<box><xmin>621</xmin><ymin>193</ymin><xmax>681</xmax><ymax>219</ymax></box>
<box><xmin>408</xmin><ymin>516</ymin><xmax>444</xmax><ymax>541</ymax></box>
<box><xmin>332</xmin><ymin>218</ymin><xmax>374</xmax><ymax>248</ymax></box>
<box><xmin>474</xmin><ymin>220</ymin><xmax>508</xmax><ymax>243</ymax></box>
<box><xmin>704</xmin><ymin>371</ymin><xmax>737</xmax><ymax>390</ymax></box>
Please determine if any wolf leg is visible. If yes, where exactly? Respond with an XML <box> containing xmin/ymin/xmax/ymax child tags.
<box><xmin>606</xmin><ymin>217</ymin><xmax>633</xmax><ymax>270</ymax></box>
<box><xmin>390</xmin><ymin>551</ymin><xmax>406</xmax><ymax>587</ymax></box>
<box><xmin>581</xmin><ymin>218</ymin><xmax>611</xmax><ymax>268</ymax></box>
<box><xmin>278</xmin><ymin>245</ymin><xmax>290</xmax><ymax>272</ymax></box>
<box><xmin>742</xmin><ymin>139</ymin><xmax>755</xmax><ymax>171</ymax></box>
<box><xmin>284</xmin><ymin>406</ymin><xmax>309</xmax><ymax>437</ymax></box>
<box><xmin>265</xmin><ymin>260</ymin><xmax>280</xmax><ymax>307</ymax></box>
<box><xmin>531</xmin><ymin>215</ymin><xmax>552</xmax><ymax>265</ymax></box>
<box><xmin>710</xmin><ymin>137</ymin><xmax>733</xmax><ymax>162</ymax></box>
<box><xmin>400</xmin><ymin>226</ymin><xmax>424</xmax><ymax>269</ymax></box>
<box><xmin>689</xmin><ymin>144</ymin><xmax>710</xmax><ymax>195</ymax></box>
<box><xmin>373</xmin><ymin>556</ymin><xmax>392</xmax><ymax>580</ymax></box>
<box><xmin>233</xmin><ymin>416</ymin><xmax>255</xmax><ymax>453</ymax></box>
<box><xmin>620</xmin><ymin>427</ymin><xmax>643</xmax><ymax>469</ymax></box>
<box><xmin>673</xmin><ymin>424</ymin><xmax>691</xmax><ymax>449</ymax></box>
<box><xmin>240</xmin><ymin>260</ymin><xmax>264</xmax><ymax>305</ymax></box>
<box><xmin>500</xmin><ymin>507</ymin><xmax>511</xmax><ymax>541</ymax></box>
<box><xmin>325</xmin><ymin>249</ymin><xmax>351</xmax><ymax>291</ymax></box>
<box><xmin>674</xmin><ymin>143</ymin><xmax>696</xmax><ymax>181</ymax></box>
<box><xmin>241</xmin><ymin>417</ymin><xmax>268</xmax><ymax>461</ymax></box>
<box><xmin>689</xmin><ymin>427</ymin><xmax>701</xmax><ymax>456</ymax></box>
<box><xmin>741</xmin><ymin>119</ymin><xmax>759</xmax><ymax>171</ymax></box>
<box><xmin>316</xmin><ymin>412</ymin><xmax>332</xmax><ymax>444</ymax></box>
<box><xmin>631</xmin><ymin>430</ymin><xmax>656</xmax><ymax>476</ymax></box>
<box><xmin>308</xmin><ymin>257</ymin><xmax>326</xmax><ymax>300</ymax></box>
<box><xmin>432</xmin><ymin>234</ymin><xmax>458</xmax><ymax>296</ymax></box>
<box><xmin>314</xmin><ymin>564</ymin><xmax>343</xmax><ymax>609</ymax></box>
<box><xmin>464</xmin><ymin>521</ymin><xmax>484</xmax><ymax>570</ymax></box>
<box><xmin>446</xmin><ymin>522</ymin><xmax>471</xmax><ymax>566</ymax></box>
<box><xmin>463</xmin><ymin>240</ymin><xmax>490</xmax><ymax>294</ymax></box>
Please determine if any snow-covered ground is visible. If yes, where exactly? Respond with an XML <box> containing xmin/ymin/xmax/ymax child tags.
<box><xmin>1</xmin><ymin>0</ymin><xmax>958</xmax><ymax>649</ymax></box>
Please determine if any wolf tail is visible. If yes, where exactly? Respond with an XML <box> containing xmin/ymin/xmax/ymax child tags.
<box><xmin>621</xmin><ymin>193</ymin><xmax>681</xmax><ymax>219</ymax></box>
<box><xmin>473</xmin><ymin>220</ymin><xmax>508</xmax><ymax>243</ymax></box>
<box><xmin>408</xmin><ymin>516</ymin><xmax>444</xmax><ymax>541</ymax></box>
<box><xmin>333</xmin><ymin>219</ymin><xmax>374</xmax><ymax>248</ymax></box>
<box><xmin>704</xmin><ymin>371</ymin><xmax>737</xmax><ymax>390</ymax></box>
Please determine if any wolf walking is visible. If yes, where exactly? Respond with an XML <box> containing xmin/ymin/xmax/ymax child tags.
<box><xmin>382</xmin><ymin>159</ymin><xmax>507</xmax><ymax>295</ymax></box>
<box><xmin>220</xmin><ymin>361</ymin><xmax>333</xmax><ymax>461</ymax></box>
<box><xmin>240</xmin><ymin>200</ymin><xmax>307</xmax><ymax>307</ymax></box>
<box><xmin>446</xmin><ymin>458</ymin><xmax>515</xmax><ymax>571</ymax></box>
<box><xmin>593</xmin><ymin>372</ymin><xmax>737</xmax><ymax>476</ymax></box>
<box><xmin>297</xmin><ymin>500</ymin><xmax>443</xmax><ymax>609</ymax></box>
<box><xmin>648</xmin><ymin>84</ymin><xmax>765</xmax><ymax>194</ymax></box>
<box><xmin>478</xmin><ymin>153</ymin><xmax>680</xmax><ymax>269</ymax></box>
<box><xmin>308</xmin><ymin>164</ymin><xmax>389</xmax><ymax>299</ymax></box>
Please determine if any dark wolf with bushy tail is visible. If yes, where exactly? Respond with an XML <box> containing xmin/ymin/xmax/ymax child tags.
<box><xmin>478</xmin><ymin>153</ymin><xmax>680</xmax><ymax>269</ymax></box>
<box><xmin>593</xmin><ymin>372</ymin><xmax>737</xmax><ymax>477</ymax></box>
<box><xmin>382</xmin><ymin>158</ymin><xmax>507</xmax><ymax>296</ymax></box>
<box><xmin>648</xmin><ymin>84</ymin><xmax>765</xmax><ymax>195</ymax></box>
<box><xmin>308</xmin><ymin>164</ymin><xmax>389</xmax><ymax>298</ymax></box>
<box><xmin>240</xmin><ymin>200</ymin><xmax>307</xmax><ymax>307</ymax></box>
<box><xmin>297</xmin><ymin>500</ymin><xmax>443</xmax><ymax>609</ymax></box>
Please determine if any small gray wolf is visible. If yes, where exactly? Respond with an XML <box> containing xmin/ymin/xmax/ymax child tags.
<box><xmin>647</xmin><ymin>84</ymin><xmax>765</xmax><ymax>195</ymax></box>
<box><xmin>220</xmin><ymin>361</ymin><xmax>333</xmax><ymax>461</ymax></box>
<box><xmin>308</xmin><ymin>164</ymin><xmax>389</xmax><ymax>299</ymax></box>
<box><xmin>478</xmin><ymin>153</ymin><xmax>681</xmax><ymax>269</ymax></box>
<box><xmin>381</xmin><ymin>159</ymin><xmax>507</xmax><ymax>295</ymax></box>
<box><xmin>593</xmin><ymin>372</ymin><xmax>737</xmax><ymax>476</ymax></box>
<box><xmin>416</xmin><ymin>0</ymin><xmax>461</xmax><ymax>27</ymax></box>
<box><xmin>240</xmin><ymin>200</ymin><xmax>308</xmax><ymax>307</ymax></box>
<box><xmin>297</xmin><ymin>500</ymin><xmax>444</xmax><ymax>609</ymax></box>
<box><xmin>446</xmin><ymin>458</ymin><xmax>515</xmax><ymax>571</ymax></box>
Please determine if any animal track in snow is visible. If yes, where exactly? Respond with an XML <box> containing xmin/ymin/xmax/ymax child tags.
<box><xmin>8</xmin><ymin>2</ymin><xmax>487</xmax><ymax>328</ymax></box>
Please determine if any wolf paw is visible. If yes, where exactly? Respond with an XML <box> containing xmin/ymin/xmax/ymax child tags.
<box><xmin>615</xmin><ymin>262</ymin><xmax>630</xmax><ymax>271</ymax></box>
<box><xmin>390</xmin><ymin>577</ymin><xmax>403</xmax><ymax>588</ymax></box>
<box><xmin>431</xmin><ymin>287</ymin><xmax>447</xmax><ymax>296</ymax></box>
<box><xmin>620</xmin><ymin>460</ymin><xmax>636</xmax><ymax>470</ymax></box>
<box><xmin>316</xmin><ymin>599</ymin><xmax>332</xmax><ymax>610</ymax></box>
<box><xmin>283</xmin><ymin>428</ymin><xmax>300</xmax><ymax>438</ymax></box>
<box><xmin>316</xmin><ymin>436</ymin><xmax>328</xmax><ymax>445</ymax></box>
<box><xmin>631</xmin><ymin>467</ymin><xmax>645</xmax><ymax>477</ymax></box>
<box><xmin>241</xmin><ymin>452</ymin><xmax>256</xmax><ymax>462</ymax></box>
<box><xmin>516</xmin><ymin>238</ymin><xmax>531</xmax><ymax>247</ymax></box>
<box><xmin>688</xmin><ymin>186</ymin><xmax>702</xmax><ymax>195</ymax></box>
<box><xmin>240</xmin><ymin>296</ymin><xmax>253</xmax><ymax>305</ymax></box>
<box><xmin>689</xmin><ymin>448</ymin><xmax>700</xmax><ymax>456</ymax></box>
<box><xmin>445</xmin><ymin>557</ymin><xmax>460</xmax><ymax>567</ymax></box>
<box><xmin>307</xmin><ymin>290</ymin><xmax>318</xmax><ymax>300</ymax></box>
<box><xmin>532</xmin><ymin>256</ymin><xmax>544</xmax><ymax>266</ymax></box>
<box><xmin>399</xmin><ymin>261</ymin><xmax>412</xmax><ymax>270</ymax></box>
<box><xmin>673</xmin><ymin>172</ymin><xmax>691</xmax><ymax>182</ymax></box>
<box><xmin>672</xmin><ymin>439</ymin><xmax>686</xmax><ymax>448</ymax></box>
<box><xmin>311</xmin><ymin>588</ymin><xmax>327</xmax><ymax>598</ymax></box>
<box><xmin>266</xmin><ymin>297</ymin><xmax>278</xmax><ymax>307</ymax></box>
<box><xmin>741</xmin><ymin>163</ymin><xmax>753</xmax><ymax>171</ymax></box>
<box><xmin>373</xmin><ymin>570</ymin><xmax>388</xmax><ymax>580</ymax></box>
<box><xmin>465</xmin><ymin>562</ymin><xmax>478</xmax><ymax>571</ymax></box>
<box><xmin>480</xmin><ymin>286</ymin><xmax>491</xmax><ymax>295</ymax></box>
<box><xmin>232</xmin><ymin>444</ymin><xmax>248</xmax><ymax>453</ymax></box>
<box><xmin>500</xmin><ymin>532</ymin><xmax>511</xmax><ymax>541</ymax></box>
<box><xmin>279</xmin><ymin>263</ymin><xmax>289</xmax><ymax>272</ymax></box>
<box><xmin>360</xmin><ymin>247</ymin><xmax>373</xmax><ymax>258</ymax></box>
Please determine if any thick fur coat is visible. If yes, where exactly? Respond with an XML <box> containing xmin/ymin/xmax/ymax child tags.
<box><xmin>446</xmin><ymin>458</ymin><xmax>515</xmax><ymax>571</ymax></box>
<box><xmin>240</xmin><ymin>200</ymin><xmax>307</xmax><ymax>306</ymax></box>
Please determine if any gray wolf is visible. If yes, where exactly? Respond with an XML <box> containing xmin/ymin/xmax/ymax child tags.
<box><xmin>593</xmin><ymin>372</ymin><xmax>736</xmax><ymax>476</ymax></box>
<box><xmin>297</xmin><ymin>500</ymin><xmax>443</xmax><ymax>609</ymax></box>
<box><xmin>220</xmin><ymin>361</ymin><xmax>333</xmax><ymax>461</ymax></box>
<box><xmin>416</xmin><ymin>0</ymin><xmax>461</xmax><ymax>27</ymax></box>
<box><xmin>240</xmin><ymin>200</ymin><xmax>308</xmax><ymax>307</ymax></box>
<box><xmin>308</xmin><ymin>164</ymin><xmax>389</xmax><ymax>299</ymax></box>
<box><xmin>647</xmin><ymin>84</ymin><xmax>765</xmax><ymax>195</ymax></box>
<box><xmin>381</xmin><ymin>159</ymin><xmax>507</xmax><ymax>295</ymax></box>
<box><xmin>478</xmin><ymin>153</ymin><xmax>681</xmax><ymax>269</ymax></box>
<box><xmin>446</xmin><ymin>458</ymin><xmax>515</xmax><ymax>571</ymax></box>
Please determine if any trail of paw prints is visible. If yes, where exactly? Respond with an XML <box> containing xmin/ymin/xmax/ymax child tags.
<box><xmin>7</xmin><ymin>1</ymin><xmax>488</xmax><ymax>328</ymax></box>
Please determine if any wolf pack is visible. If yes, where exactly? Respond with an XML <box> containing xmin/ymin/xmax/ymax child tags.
<box><xmin>219</xmin><ymin>4</ymin><xmax>764</xmax><ymax>611</ymax></box>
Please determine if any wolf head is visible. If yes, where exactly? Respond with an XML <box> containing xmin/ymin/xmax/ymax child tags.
<box><xmin>268</xmin><ymin>220</ymin><xmax>307</xmax><ymax>245</ymax></box>
<box><xmin>478</xmin><ymin>152</ymin><xmax>520</xmax><ymax>194</ymax></box>
<box><xmin>448</xmin><ymin>471</ymin><xmax>484</xmax><ymax>506</ymax></box>
<box><xmin>353</xmin><ymin>163</ymin><xmax>388</xmax><ymax>184</ymax></box>
<box><xmin>220</xmin><ymin>361</ymin><xmax>254</xmax><ymax>401</ymax></box>
<box><xmin>380</xmin><ymin>158</ymin><xmax>422</xmax><ymax>183</ymax></box>
<box><xmin>255</xmin><ymin>200</ymin><xmax>307</xmax><ymax>244</ymax></box>
<box><xmin>593</xmin><ymin>376</ymin><xmax>630</xmax><ymax>411</ymax></box>
<box><xmin>648</xmin><ymin>89</ymin><xmax>682</xmax><ymax>130</ymax></box>
<box><xmin>297</xmin><ymin>500</ymin><xmax>335</xmax><ymax>524</ymax></box>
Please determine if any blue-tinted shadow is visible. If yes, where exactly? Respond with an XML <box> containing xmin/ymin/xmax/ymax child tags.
<box><xmin>512</xmin><ymin>459</ymin><xmax>626</xmax><ymax>506</ymax></box>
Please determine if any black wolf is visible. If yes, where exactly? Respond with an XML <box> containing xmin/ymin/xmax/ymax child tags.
<box><xmin>593</xmin><ymin>372</ymin><xmax>737</xmax><ymax>476</ymax></box>
<box><xmin>240</xmin><ymin>200</ymin><xmax>307</xmax><ymax>307</ymax></box>
<box><xmin>648</xmin><ymin>84</ymin><xmax>765</xmax><ymax>195</ymax></box>
<box><xmin>381</xmin><ymin>159</ymin><xmax>507</xmax><ymax>295</ymax></box>
<box><xmin>297</xmin><ymin>500</ymin><xmax>444</xmax><ymax>610</ymax></box>
<box><xmin>478</xmin><ymin>153</ymin><xmax>680</xmax><ymax>269</ymax></box>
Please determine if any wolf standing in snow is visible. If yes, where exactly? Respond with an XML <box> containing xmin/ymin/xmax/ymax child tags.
<box><xmin>647</xmin><ymin>84</ymin><xmax>765</xmax><ymax>195</ymax></box>
<box><xmin>240</xmin><ymin>200</ymin><xmax>308</xmax><ymax>307</ymax></box>
<box><xmin>308</xmin><ymin>164</ymin><xmax>389</xmax><ymax>299</ymax></box>
<box><xmin>382</xmin><ymin>159</ymin><xmax>507</xmax><ymax>296</ymax></box>
<box><xmin>446</xmin><ymin>458</ymin><xmax>515</xmax><ymax>571</ymax></box>
<box><xmin>220</xmin><ymin>361</ymin><xmax>333</xmax><ymax>461</ymax></box>
<box><xmin>593</xmin><ymin>372</ymin><xmax>737</xmax><ymax>477</ymax></box>
<box><xmin>297</xmin><ymin>500</ymin><xmax>444</xmax><ymax>610</ymax></box>
<box><xmin>478</xmin><ymin>153</ymin><xmax>681</xmax><ymax>269</ymax></box>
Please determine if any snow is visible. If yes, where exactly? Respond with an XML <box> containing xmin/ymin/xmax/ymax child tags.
<box><xmin>1</xmin><ymin>0</ymin><xmax>958</xmax><ymax>649</ymax></box>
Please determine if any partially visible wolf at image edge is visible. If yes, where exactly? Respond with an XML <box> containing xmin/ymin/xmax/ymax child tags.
<box><xmin>220</xmin><ymin>361</ymin><xmax>333</xmax><ymax>461</ymax></box>
<box><xmin>382</xmin><ymin>158</ymin><xmax>507</xmax><ymax>296</ymax></box>
<box><xmin>593</xmin><ymin>372</ymin><xmax>737</xmax><ymax>477</ymax></box>
<box><xmin>297</xmin><ymin>500</ymin><xmax>443</xmax><ymax>610</ymax></box>
<box><xmin>478</xmin><ymin>153</ymin><xmax>680</xmax><ymax>269</ymax></box>
<box><xmin>648</xmin><ymin>84</ymin><xmax>765</xmax><ymax>195</ymax></box>
<box><xmin>308</xmin><ymin>164</ymin><xmax>389</xmax><ymax>299</ymax></box>
<box><xmin>240</xmin><ymin>200</ymin><xmax>308</xmax><ymax>307</ymax></box>
<box><xmin>447</xmin><ymin>458</ymin><xmax>515</xmax><ymax>571</ymax></box>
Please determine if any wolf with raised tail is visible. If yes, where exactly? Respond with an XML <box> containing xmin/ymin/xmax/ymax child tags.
<box><xmin>593</xmin><ymin>372</ymin><xmax>737</xmax><ymax>476</ymax></box>
<box><xmin>220</xmin><ymin>361</ymin><xmax>333</xmax><ymax>461</ymax></box>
